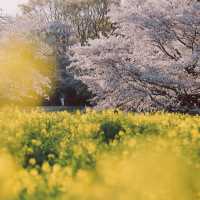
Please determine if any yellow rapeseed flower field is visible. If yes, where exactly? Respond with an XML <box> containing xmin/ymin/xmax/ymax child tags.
<box><xmin>0</xmin><ymin>107</ymin><xmax>199</xmax><ymax>200</ymax></box>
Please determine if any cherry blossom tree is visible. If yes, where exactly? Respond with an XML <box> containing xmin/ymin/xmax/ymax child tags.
<box><xmin>0</xmin><ymin>9</ymin><xmax>10</xmax><ymax>36</ymax></box>
<box><xmin>17</xmin><ymin>0</ymin><xmax>111</xmax><ymax>106</ymax></box>
<box><xmin>70</xmin><ymin>0</ymin><xmax>200</xmax><ymax>113</ymax></box>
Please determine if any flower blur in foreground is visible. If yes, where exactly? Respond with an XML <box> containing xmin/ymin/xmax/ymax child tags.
<box><xmin>0</xmin><ymin>38</ymin><xmax>54</xmax><ymax>106</ymax></box>
<box><xmin>0</xmin><ymin>153</ymin><xmax>20</xmax><ymax>199</ymax></box>
<box><xmin>0</xmin><ymin>108</ymin><xmax>199</xmax><ymax>199</ymax></box>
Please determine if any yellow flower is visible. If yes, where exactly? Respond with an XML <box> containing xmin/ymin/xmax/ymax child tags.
<box><xmin>73</xmin><ymin>145</ymin><xmax>82</xmax><ymax>157</ymax></box>
<box><xmin>168</xmin><ymin>131</ymin><xmax>177</xmax><ymax>138</ymax></box>
<box><xmin>30</xmin><ymin>169</ymin><xmax>38</xmax><ymax>177</ymax></box>
<box><xmin>42</xmin><ymin>162</ymin><xmax>51</xmax><ymax>173</ymax></box>
<box><xmin>26</xmin><ymin>148</ymin><xmax>33</xmax><ymax>154</ymax></box>
<box><xmin>191</xmin><ymin>129</ymin><xmax>200</xmax><ymax>139</ymax></box>
<box><xmin>87</xmin><ymin>142</ymin><xmax>96</xmax><ymax>154</ymax></box>
<box><xmin>16</xmin><ymin>131</ymin><xmax>23</xmax><ymax>138</ymax></box>
<box><xmin>31</xmin><ymin>139</ymin><xmax>38</xmax><ymax>145</ymax></box>
<box><xmin>48</xmin><ymin>154</ymin><xmax>55</xmax><ymax>159</ymax></box>
<box><xmin>123</xmin><ymin>150</ymin><xmax>129</xmax><ymax>156</ymax></box>
<box><xmin>53</xmin><ymin>164</ymin><xmax>61</xmax><ymax>173</ymax></box>
<box><xmin>119</xmin><ymin>131</ymin><xmax>125</xmax><ymax>137</ymax></box>
<box><xmin>128</xmin><ymin>139</ymin><xmax>137</xmax><ymax>147</ymax></box>
<box><xmin>31</xmin><ymin>139</ymin><xmax>41</xmax><ymax>146</ymax></box>
<box><xmin>29</xmin><ymin>158</ymin><xmax>36</xmax><ymax>166</ymax></box>
<box><xmin>182</xmin><ymin>139</ymin><xmax>189</xmax><ymax>145</ymax></box>
<box><xmin>41</xmin><ymin>129</ymin><xmax>47</xmax><ymax>134</ymax></box>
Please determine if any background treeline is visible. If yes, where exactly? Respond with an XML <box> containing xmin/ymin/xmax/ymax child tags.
<box><xmin>0</xmin><ymin>0</ymin><xmax>199</xmax><ymax>114</ymax></box>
